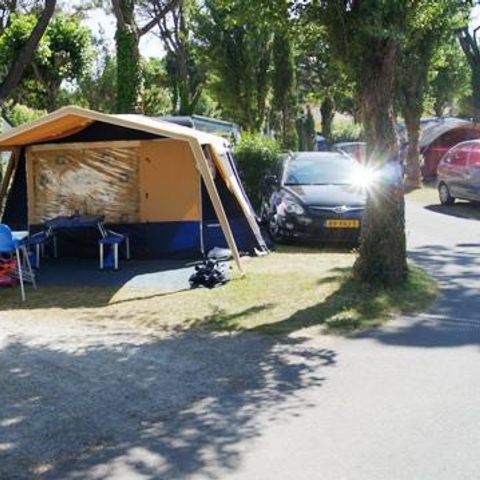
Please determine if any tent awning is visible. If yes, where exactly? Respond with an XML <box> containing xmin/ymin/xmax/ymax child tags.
<box><xmin>0</xmin><ymin>106</ymin><xmax>231</xmax><ymax>151</ymax></box>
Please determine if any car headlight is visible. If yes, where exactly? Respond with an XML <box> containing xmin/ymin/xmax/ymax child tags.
<box><xmin>283</xmin><ymin>199</ymin><xmax>305</xmax><ymax>216</ymax></box>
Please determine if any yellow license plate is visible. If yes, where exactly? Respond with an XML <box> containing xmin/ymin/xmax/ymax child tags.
<box><xmin>325</xmin><ymin>219</ymin><xmax>360</xmax><ymax>228</ymax></box>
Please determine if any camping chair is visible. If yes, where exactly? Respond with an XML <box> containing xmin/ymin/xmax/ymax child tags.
<box><xmin>98</xmin><ymin>230</ymin><xmax>130</xmax><ymax>270</ymax></box>
<box><xmin>29</xmin><ymin>230</ymin><xmax>56</xmax><ymax>268</ymax></box>
<box><xmin>0</xmin><ymin>225</ymin><xmax>36</xmax><ymax>301</ymax></box>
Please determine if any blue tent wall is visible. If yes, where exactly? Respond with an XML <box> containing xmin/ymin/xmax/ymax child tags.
<box><xmin>2</xmin><ymin>148</ymin><xmax>28</xmax><ymax>230</ymax></box>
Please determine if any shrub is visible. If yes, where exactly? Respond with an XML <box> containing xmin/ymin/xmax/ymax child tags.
<box><xmin>234</xmin><ymin>133</ymin><xmax>280</xmax><ymax>211</ymax></box>
<box><xmin>8</xmin><ymin>104</ymin><xmax>46</xmax><ymax>127</ymax></box>
<box><xmin>331</xmin><ymin>119</ymin><xmax>362</xmax><ymax>144</ymax></box>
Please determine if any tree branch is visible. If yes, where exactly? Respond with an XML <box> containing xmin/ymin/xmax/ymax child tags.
<box><xmin>139</xmin><ymin>0</ymin><xmax>181</xmax><ymax>36</ymax></box>
<box><xmin>0</xmin><ymin>0</ymin><xmax>56</xmax><ymax>104</ymax></box>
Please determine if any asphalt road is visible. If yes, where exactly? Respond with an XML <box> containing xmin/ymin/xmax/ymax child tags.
<box><xmin>1</xmin><ymin>199</ymin><xmax>479</xmax><ymax>480</ymax></box>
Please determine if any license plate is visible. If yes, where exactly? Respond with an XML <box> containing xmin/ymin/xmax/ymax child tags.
<box><xmin>325</xmin><ymin>219</ymin><xmax>360</xmax><ymax>228</ymax></box>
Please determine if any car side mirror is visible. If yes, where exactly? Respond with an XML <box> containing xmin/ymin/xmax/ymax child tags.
<box><xmin>263</xmin><ymin>174</ymin><xmax>279</xmax><ymax>188</ymax></box>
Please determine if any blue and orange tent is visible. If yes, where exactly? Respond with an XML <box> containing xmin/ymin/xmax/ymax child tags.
<box><xmin>0</xmin><ymin>106</ymin><xmax>267</xmax><ymax>271</ymax></box>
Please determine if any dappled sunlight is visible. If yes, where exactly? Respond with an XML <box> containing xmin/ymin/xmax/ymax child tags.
<box><xmin>0</xmin><ymin>331</ymin><xmax>337</xmax><ymax>478</ymax></box>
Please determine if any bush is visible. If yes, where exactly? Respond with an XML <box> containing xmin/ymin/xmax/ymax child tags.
<box><xmin>8</xmin><ymin>104</ymin><xmax>46</xmax><ymax>127</ymax></box>
<box><xmin>331</xmin><ymin>119</ymin><xmax>362</xmax><ymax>144</ymax></box>
<box><xmin>234</xmin><ymin>133</ymin><xmax>280</xmax><ymax>211</ymax></box>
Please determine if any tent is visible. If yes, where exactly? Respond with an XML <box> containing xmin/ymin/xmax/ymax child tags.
<box><xmin>0</xmin><ymin>106</ymin><xmax>267</xmax><ymax>271</ymax></box>
<box><xmin>399</xmin><ymin>117</ymin><xmax>480</xmax><ymax>179</ymax></box>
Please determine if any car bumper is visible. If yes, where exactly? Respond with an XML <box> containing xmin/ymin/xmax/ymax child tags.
<box><xmin>277</xmin><ymin>215</ymin><xmax>362</xmax><ymax>243</ymax></box>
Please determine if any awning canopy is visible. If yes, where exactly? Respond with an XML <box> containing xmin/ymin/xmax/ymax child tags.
<box><xmin>0</xmin><ymin>106</ymin><xmax>231</xmax><ymax>152</ymax></box>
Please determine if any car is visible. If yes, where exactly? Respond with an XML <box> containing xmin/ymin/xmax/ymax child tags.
<box><xmin>437</xmin><ymin>140</ymin><xmax>480</xmax><ymax>205</ymax></box>
<box><xmin>260</xmin><ymin>152</ymin><xmax>366</xmax><ymax>244</ymax></box>
<box><xmin>333</xmin><ymin>142</ymin><xmax>367</xmax><ymax>163</ymax></box>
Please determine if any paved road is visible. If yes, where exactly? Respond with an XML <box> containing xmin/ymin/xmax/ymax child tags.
<box><xmin>1</xmin><ymin>200</ymin><xmax>479</xmax><ymax>479</ymax></box>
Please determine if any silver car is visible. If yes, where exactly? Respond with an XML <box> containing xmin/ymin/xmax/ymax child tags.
<box><xmin>437</xmin><ymin>140</ymin><xmax>480</xmax><ymax>205</ymax></box>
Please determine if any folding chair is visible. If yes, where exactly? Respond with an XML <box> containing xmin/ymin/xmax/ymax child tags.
<box><xmin>99</xmin><ymin>230</ymin><xmax>130</xmax><ymax>270</ymax></box>
<box><xmin>29</xmin><ymin>230</ymin><xmax>56</xmax><ymax>268</ymax></box>
<box><xmin>0</xmin><ymin>225</ymin><xmax>36</xmax><ymax>301</ymax></box>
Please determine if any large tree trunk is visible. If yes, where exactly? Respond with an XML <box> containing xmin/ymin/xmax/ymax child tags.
<box><xmin>320</xmin><ymin>96</ymin><xmax>335</xmax><ymax>146</ymax></box>
<box><xmin>112</xmin><ymin>0</ymin><xmax>142</xmax><ymax>113</ymax></box>
<box><xmin>0</xmin><ymin>0</ymin><xmax>56</xmax><ymax>105</ymax></box>
<box><xmin>404</xmin><ymin>110</ymin><xmax>422</xmax><ymax>188</ymax></box>
<box><xmin>354</xmin><ymin>41</ymin><xmax>408</xmax><ymax>287</ymax></box>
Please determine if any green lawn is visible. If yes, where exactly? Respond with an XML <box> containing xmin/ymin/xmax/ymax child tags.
<box><xmin>0</xmin><ymin>246</ymin><xmax>438</xmax><ymax>336</ymax></box>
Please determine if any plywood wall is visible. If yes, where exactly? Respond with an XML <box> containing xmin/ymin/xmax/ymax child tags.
<box><xmin>139</xmin><ymin>140</ymin><xmax>201</xmax><ymax>222</ymax></box>
<box><xmin>27</xmin><ymin>143</ymin><xmax>141</xmax><ymax>224</ymax></box>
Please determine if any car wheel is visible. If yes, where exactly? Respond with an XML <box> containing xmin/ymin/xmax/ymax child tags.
<box><xmin>268</xmin><ymin>215</ymin><xmax>285</xmax><ymax>243</ymax></box>
<box><xmin>438</xmin><ymin>182</ymin><xmax>455</xmax><ymax>205</ymax></box>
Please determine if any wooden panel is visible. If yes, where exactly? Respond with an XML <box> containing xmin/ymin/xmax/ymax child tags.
<box><xmin>139</xmin><ymin>140</ymin><xmax>200</xmax><ymax>222</ymax></box>
<box><xmin>27</xmin><ymin>145</ymin><xmax>140</xmax><ymax>224</ymax></box>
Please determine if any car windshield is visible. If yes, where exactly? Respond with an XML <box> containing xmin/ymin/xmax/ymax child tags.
<box><xmin>284</xmin><ymin>157</ymin><xmax>358</xmax><ymax>185</ymax></box>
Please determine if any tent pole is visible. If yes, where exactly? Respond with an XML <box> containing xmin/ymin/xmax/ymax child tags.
<box><xmin>199</xmin><ymin>174</ymin><xmax>205</xmax><ymax>256</ymax></box>
<box><xmin>190</xmin><ymin>140</ymin><xmax>244</xmax><ymax>274</ymax></box>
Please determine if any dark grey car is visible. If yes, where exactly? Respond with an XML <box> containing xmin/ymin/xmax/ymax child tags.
<box><xmin>437</xmin><ymin>140</ymin><xmax>480</xmax><ymax>205</ymax></box>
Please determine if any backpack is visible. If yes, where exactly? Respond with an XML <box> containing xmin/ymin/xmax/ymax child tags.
<box><xmin>189</xmin><ymin>259</ymin><xmax>231</xmax><ymax>289</ymax></box>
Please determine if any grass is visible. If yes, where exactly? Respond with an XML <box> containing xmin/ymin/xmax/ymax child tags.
<box><xmin>0</xmin><ymin>246</ymin><xmax>438</xmax><ymax>336</ymax></box>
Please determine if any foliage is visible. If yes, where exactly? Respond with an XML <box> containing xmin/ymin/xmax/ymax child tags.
<box><xmin>426</xmin><ymin>40</ymin><xmax>470</xmax><ymax>117</ymax></box>
<box><xmin>272</xmin><ymin>30</ymin><xmax>298</xmax><ymax>150</ymax></box>
<box><xmin>196</xmin><ymin>0</ymin><xmax>275</xmax><ymax>132</ymax></box>
<box><xmin>142</xmin><ymin>57</ymin><xmax>172</xmax><ymax>115</ymax></box>
<box><xmin>396</xmin><ymin>0</ymin><xmax>470</xmax><ymax>187</ymax></box>
<box><xmin>115</xmin><ymin>3</ymin><xmax>142</xmax><ymax>113</ymax></box>
<box><xmin>0</xmin><ymin>11</ymin><xmax>93</xmax><ymax>111</ymax></box>
<box><xmin>234</xmin><ymin>132</ymin><xmax>280</xmax><ymax>209</ymax></box>
<box><xmin>5</xmin><ymin>103</ymin><xmax>45</xmax><ymax>126</ymax></box>
<box><xmin>331</xmin><ymin>119</ymin><xmax>362</xmax><ymax>144</ymax></box>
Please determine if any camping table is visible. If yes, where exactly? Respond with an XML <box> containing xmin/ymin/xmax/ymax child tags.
<box><xmin>45</xmin><ymin>215</ymin><xmax>107</xmax><ymax>257</ymax></box>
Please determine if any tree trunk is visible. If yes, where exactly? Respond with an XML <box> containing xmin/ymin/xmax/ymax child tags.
<box><xmin>471</xmin><ymin>64</ymin><xmax>480</xmax><ymax>123</ymax></box>
<box><xmin>0</xmin><ymin>0</ymin><xmax>56</xmax><ymax>105</ymax></box>
<box><xmin>354</xmin><ymin>41</ymin><xmax>408</xmax><ymax>287</ymax></box>
<box><xmin>112</xmin><ymin>0</ymin><xmax>142</xmax><ymax>113</ymax></box>
<box><xmin>320</xmin><ymin>96</ymin><xmax>335</xmax><ymax>146</ymax></box>
<box><xmin>404</xmin><ymin>110</ymin><xmax>422</xmax><ymax>189</ymax></box>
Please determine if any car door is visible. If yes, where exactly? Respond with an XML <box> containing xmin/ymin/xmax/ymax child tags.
<box><xmin>465</xmin><ymin>143</ymin><xmax>480</xmax><ymax>201</ymax></box>
<box><xmin>448</xmin><ymin>147</ymin><xmax>469</xmax><ymax>198</ymax></box>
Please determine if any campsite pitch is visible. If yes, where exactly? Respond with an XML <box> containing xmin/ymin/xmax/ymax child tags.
<box><xmin>0</xmin><ymin>246</ymin><xmax>437</xmax><ymax>335</ymax></box>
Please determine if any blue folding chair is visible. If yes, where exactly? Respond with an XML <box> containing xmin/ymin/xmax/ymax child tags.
<box><xmin>0</xmin><ymin>225</ymin><xmax>36</xmax><ymax>301</ymax></box>
<box><xmin>99</xmin><ymin>230</ymin><xmax>130</xmax><ymax>270</ymax></box>
<box><xmin>29</xmin><ymin>230</ymin><xmax>57</xmax><ymax>268</ymax></box>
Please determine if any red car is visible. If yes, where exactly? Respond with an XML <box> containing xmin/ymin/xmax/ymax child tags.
<box><xmin>437</xmin><ymin>140</ymin><xmax>480</xmax><ymax>205</ymax></box>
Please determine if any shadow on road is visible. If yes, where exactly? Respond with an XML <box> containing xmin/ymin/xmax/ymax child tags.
<box><xmin>425</xmin><ymin>202</ymin><xmax>480</xmax><ymax>221</ymax></box>
<box><xmin>355</xmin><ymin>242</ymin><xmax>480</xmax><ymax>348</ymax></box>
<box><xmin>0</xmin><ymin>331</ymin><xmax>336</xmax><ymax>479</ymax></box>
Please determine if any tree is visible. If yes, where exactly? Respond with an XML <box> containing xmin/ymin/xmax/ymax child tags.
<box><xmin>197</xmin><ymin>0</ymin><xmax>275</xmax><ymax>131</ymax></box>
<box><xmin>427</xmin><ymin>40</ymin><xmax>470</xmax><ymax>117</ymax></box>
<box><xmin>0</xmin><ymin>0</ymin><xmax>56</xmax><ymax>105</ymax></box>
<box><xmin>272</xmin><ymin>30</ymin><xmax>298</xmax><ymax>150</ymax></box>
<box><xmin>111</xmin><ymin>0</ymin><xmax>179</xmax><ymax>113</ymax></box>
<box><xmin>142</xmin><ymin>57</ymin><xmax>172</xmax><ymax>115</ymax></box>
<box><xmin>457</xmin><ymin>23</ymin><xmax>480</xmax><ymax>121</ymax></box>
<box><xmin>151</xmin><ymin>0</ymin><xmax>205</xmax><ymax>115</ymax></box>
<box><xmin>295</xmin><ymin>15</ymin><xmax>352</xmax><ymax>147</ymax></box>
<box><xmin>0</xmin><ymin>12</ymin><xmax>94</xmax><ymax>112</ymax></box>
<box><xmin>321</xmin><ymin>0</ymin><xmax>408</xmax><ymax>286</ymax></box>
<box><xmin>396</xmin><ymin>0</ymin><xmax>470</xmax><ymax>188</ymax></box>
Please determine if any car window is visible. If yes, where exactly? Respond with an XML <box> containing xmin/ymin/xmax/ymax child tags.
<box><xmin>467</xmin><ymin>144</ymin><xmax>480</xmax><ymax>167</ymax></box>
<box><xmin>284</xmin><ymin>157</ymin><xmax>357</xmax><ymax>185</ymax></box>
<box><xmin>451</xmin><ymin>149</ymin><xmax>467</xmax><ymax>167</ymax></box>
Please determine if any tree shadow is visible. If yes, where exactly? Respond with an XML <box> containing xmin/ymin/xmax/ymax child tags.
<box><xmin>0</xmin><ymin>331</ymin><xmax>337</xmax><ymax>479</ymax></box>
<box><xmin>354</xmin><ymin>242</ymin><xmax>480</xmax><ymax>348</ymax></box>
<box><xmin>424</xmin><ymin>202</ymin><xmax>480</xmax><ymax>221</ymax></box>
